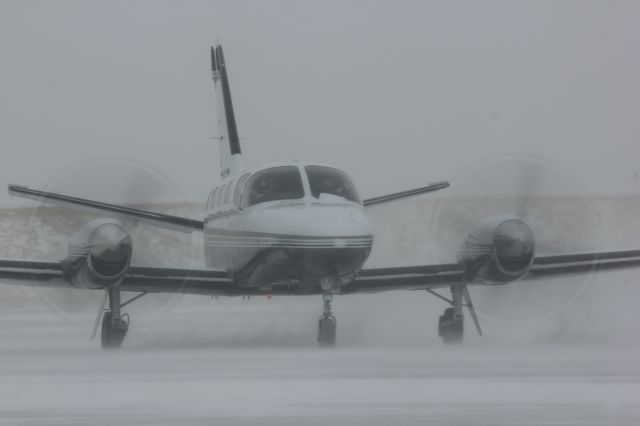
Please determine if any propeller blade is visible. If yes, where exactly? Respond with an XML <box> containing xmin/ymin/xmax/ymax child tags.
<box><xmin>90</xmin><ymin>290</ymin><xmax>108</xmax><ymax>340</ymax></box>
<box><xmin>515</xmin><ymin>159</ymin><xmax>541</xmax><ymax>220</ymax></box>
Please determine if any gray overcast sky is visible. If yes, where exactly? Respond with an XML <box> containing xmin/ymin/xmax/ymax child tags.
<box><xmin>1</xmin><ymin>0</ymin><xmax>639</xmax><ymax>206</ymax></box>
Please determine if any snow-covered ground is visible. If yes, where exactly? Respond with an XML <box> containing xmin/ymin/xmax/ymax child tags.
<box><xmin>0</xmin><ymin>195</ymin><xmax>639</xmax><ymax>424</ymax></box>
<box><xmin>0</xmin><ymin>305</ymin><xmax>639</xmax><ymax>426</ymax></box>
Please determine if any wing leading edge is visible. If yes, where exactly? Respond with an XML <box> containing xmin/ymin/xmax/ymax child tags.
<box><xmin>0</xmin><ymin>259</ymin><xmax>234</xmax><ymax>295</ymax></box>
<box><xmin>0</xmin><ymin>259</ymin><xmax>68</xmax><ymax>288</ymax></box>
<box><xmin>362</xmin><ymin>181</ymin><xmax>450</xmax><ymax>207</ymax></box>
<box><xmin>350</xmin><ymin>249</ymin><xmax>640</xmax><ymax>293</ymax></box>
<box><xmin>1</xmin><ymin>250</ymin><xmax>639</xmax><ymax>296</ymax></box>
<box><xmin>8</xmin><ymin>185</ymin><xmax>203</xmax><ymax>233</ymax></box>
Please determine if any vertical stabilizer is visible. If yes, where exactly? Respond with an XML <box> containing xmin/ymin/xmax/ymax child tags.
<box><xmin>211</xmin><ymin>44</ymin><xmax>243</xmax><ymax>179</ymax></box>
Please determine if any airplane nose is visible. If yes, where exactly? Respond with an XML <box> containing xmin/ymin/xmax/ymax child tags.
<box><xmin>246</xmin><ymin>204</ymin><xmax>373</xmax><ymax>245</ymax></box>
<box><xmin>296</xmin><ymin>206</ymin><xmax>373</xmax><ymax>279</ymax></box>
<box><xmin>307</xmin><ymin>205</ymin><xmax>373</xmax><ymax>241</ymax></box>
<box><xmin>235</xmin><ymin>204</ymin><xmax>374</xmax><ymax>286</ymax></box>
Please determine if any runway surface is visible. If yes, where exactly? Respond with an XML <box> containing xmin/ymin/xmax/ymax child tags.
<box><xmin>0</xmin><ymin>303</ymin><xmax>639</xmax><ymax>426</ymax></box>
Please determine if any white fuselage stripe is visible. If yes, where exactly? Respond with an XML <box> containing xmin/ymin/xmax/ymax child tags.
<box><xmin>203</xmin><ymin>234</ymin><xmax>373</xmax><ymax>249</ymax></box>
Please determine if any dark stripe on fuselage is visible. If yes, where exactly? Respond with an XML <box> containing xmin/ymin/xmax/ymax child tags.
<box><xmin>204</xmin><ymin>228</ymin><xmax>374</xmax><ymax>242</ymax></box>
<box><xmin>204</xmin><ymin>234</ymin><xmax>372</xmax><ymax>248</ymax></box>
<box><xmin>203</xmin><ymin>227</ymin><xmax>373</xmax><ymax>288</ymax></box>
<box><xmin>233</xmin><ymin>246</ymin><xmax>371</xmax><ymax>289</ymax></box>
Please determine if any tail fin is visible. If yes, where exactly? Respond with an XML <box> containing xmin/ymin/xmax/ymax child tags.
<box><xmin>211</xmin><ymin>44</ymin><xmax>243</xmax><ymax>179</ymax></box>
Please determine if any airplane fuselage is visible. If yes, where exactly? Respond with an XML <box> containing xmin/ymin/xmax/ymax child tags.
<box><xmin>203</xmin><ymin>162</ymin><xmax>373</xmax><ymax>292</ymax></box>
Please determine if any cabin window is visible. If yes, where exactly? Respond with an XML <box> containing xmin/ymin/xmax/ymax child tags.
<box><xmin>223</xmin><ymin>180</ymin><xmax>234</xmax><ymax>205</ymax></box>
<box><xmin>245</xmin><ymin>166</ymin><xmax>305</xmax><ymax>207</ymax></box>
<box><xmin>216</xmin><ymin>184</ymin><xmax>226</xmax><ymax>207</ymax></box>
<box><xmin>233</xmin><ymin>173</ymin><xmax>250</xmax><ymax>206</ymax></box>
<box><xmin>305</xmin><ymin>166</ymin><xmax>360</xmax><ymax>203</ymax></box>
<box><xmin>207</xmin><ymin>188</ymin><xmax>218</xmax><ymax>210</ymax></box>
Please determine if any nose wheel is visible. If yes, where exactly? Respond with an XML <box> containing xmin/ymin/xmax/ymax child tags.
<box><xmin>317</xmin><ymin>294</ymin><xmax>337</xmax><ymax>347</ymax></box>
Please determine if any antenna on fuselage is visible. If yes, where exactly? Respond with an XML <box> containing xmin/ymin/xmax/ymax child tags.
<box><xmin>211</xmin><ymin>44</ymin><xmax>243</xmax><ymax>179</ymax></box>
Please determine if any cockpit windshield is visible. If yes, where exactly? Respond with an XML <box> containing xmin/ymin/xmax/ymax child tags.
<box><xmin>245</xmin><ymin>166</ymin><xmax>305</xmax><ymax>207</ymax></box>
<box><xmin>305</xmin><ymin>166</ymin><xmax>360</xmax><ymax>203</ymax></box>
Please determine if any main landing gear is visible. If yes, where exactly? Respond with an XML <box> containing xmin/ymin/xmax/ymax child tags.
<box><xmin>438</xmin><ymin>307</ymin><xmax>463</xmax><ymax>343</ymax></box>
<box><xmin>92</xmin><ymin>286</ymin><xmax>147</xmax><ymax>350</ymax></box>
<box><xmin>431</xmin><ymin>285</ymin><xmax>482</xmax><ymax>344</ymax></box>
<box><xmin>101</xmin><ymin>286</ymin><xmax>128</xmax><ymax>349</ymax></box>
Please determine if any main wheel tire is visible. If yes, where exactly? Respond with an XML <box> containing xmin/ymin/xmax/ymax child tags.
<box><xmin>438</xmin><ymin>307</ymin><xmax>463</xmax><ymax>344</ymax></box>
<box><xmin>101</xmin><ymin>311</ymin><xmax>127</xmax><ymax>349</ymax></box>
<box><xmin>318</xmin><ymin>315</ymin><xmax>337</xmax><ymax>347</ymax></box>
<box><xmin>438</xmin><ymin>307</ymin><xmax>454</xmax><ymax>337</ymax></box>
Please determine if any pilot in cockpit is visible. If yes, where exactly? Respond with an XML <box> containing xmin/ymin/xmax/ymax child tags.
<box><xmin>318</xmin><ymin>176</ymin><xmax>345</xmax><ymax>198</ymax></box>
<box><xmin>251</xmin><ymin>175</ymin><xmax>277</xmax><ymax>204</ymax></box>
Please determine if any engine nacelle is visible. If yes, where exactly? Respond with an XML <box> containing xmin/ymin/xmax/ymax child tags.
<box><xmin>62</xmin><ymin>219</ymin><xmax>132</xmax><ymax>288</ymax></box>
<box><xmin>457</xmin><ymin>216</ymin><xmax>535</xmax><ymax>284</ymax></box>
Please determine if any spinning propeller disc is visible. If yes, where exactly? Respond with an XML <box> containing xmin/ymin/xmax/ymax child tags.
<box><xmin>24</xmin><ymin>156</ymin><xmax>199</xmax><ymax>324</ymax></box>
<box><xmin>429</xmin><ymin>154</ymin><xmax>602</xmax><ymax>324</ymax></box>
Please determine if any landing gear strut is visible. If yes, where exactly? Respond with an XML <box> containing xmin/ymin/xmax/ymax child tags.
<box><xmin>317</xmin><ymin>277</ymin><xmax>339</xmax><ymax>347</ymax></box>
<box><xmin>438</xmin><ymin>286</ymin><xmax>464</xmax><ymax>343</ymax></box>
<box><xmin>317</xmin><ymin>293</ymin><xmax>337</xmax><ymax>347</ymax></box>
<box><xmin>101</xmin><ymin>286</ymin><xmax>129</xmax><ymax>349</ymax></box>
<box><xmin>432</xmin><ymin>285</ymin><xmax>482</xmax><ymax>344</ymax></box>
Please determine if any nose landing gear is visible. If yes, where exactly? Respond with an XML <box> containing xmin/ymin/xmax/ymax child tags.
<box><xmin>317</xmin><ymin>276</ymin><xmax>339</xmax><ymax>347</ymax></box>
<box><xmin>317</xmin><ymin>293</ymin><xmax>337</xmax><ymax>347</ymax></box>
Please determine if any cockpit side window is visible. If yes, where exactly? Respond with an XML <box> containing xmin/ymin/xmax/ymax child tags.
<box><xmin>244</xmin><ymin>166</ymin><xmax>305</xmax><ymax>207</ymax></box>
<box><xmin>305</xmin><ymin>166</ymin><xmax>360</xmax><ymax>203</ymax></box>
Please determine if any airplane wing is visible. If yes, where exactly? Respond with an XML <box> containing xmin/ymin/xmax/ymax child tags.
<box><xmin>347</xmin><ymin>249</ymin><xmax>640</xmax><ymax>293</ymax></box>
<box><xmin>362</xmin><ymin>181</ymin><xmax>450</xmax><ymax>207</ymax></box>
<box><xmin>8</xmin><ymin>185</ymin><xmax>203</xmax><ymax>233</ymax></box>
<box><xmin>345</xmin><ymin>263</ymin><xmax>465</xmax><ymax>293</ymax></box>
<box><xmin>0</xmin><ymin>259</ymin><xmax>234</xmax><ymax>295</ymax></box>
<box><xmin>120</xmin><ymin>266</ymin><xmax>233</xmax><ymax>295</ymax></box>
<box><xmin>0</xmin><ymin>259</ymin><xmax>69</xmax><ymax>288</ymax></box>
<box><xmin>3</xmin><ymin>249</ymin><xmax>640</xmax><ymax>296</ymax></box>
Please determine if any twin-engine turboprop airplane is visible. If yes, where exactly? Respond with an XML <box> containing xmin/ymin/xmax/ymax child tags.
<box><xmin>3</xmin><ymin>44</ymin><xmax>640</xmax><ymax>348</ymax></box>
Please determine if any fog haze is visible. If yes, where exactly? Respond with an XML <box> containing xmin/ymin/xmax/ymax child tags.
<box><xmin>1</xmin><ymin>3</ymin><xmax>640</xmax><ymax>423</ymax></box>
<box><xmin>1</xmin><ymin>1</ymin><xmax>639</xmax><ymax>205</ymax></box>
